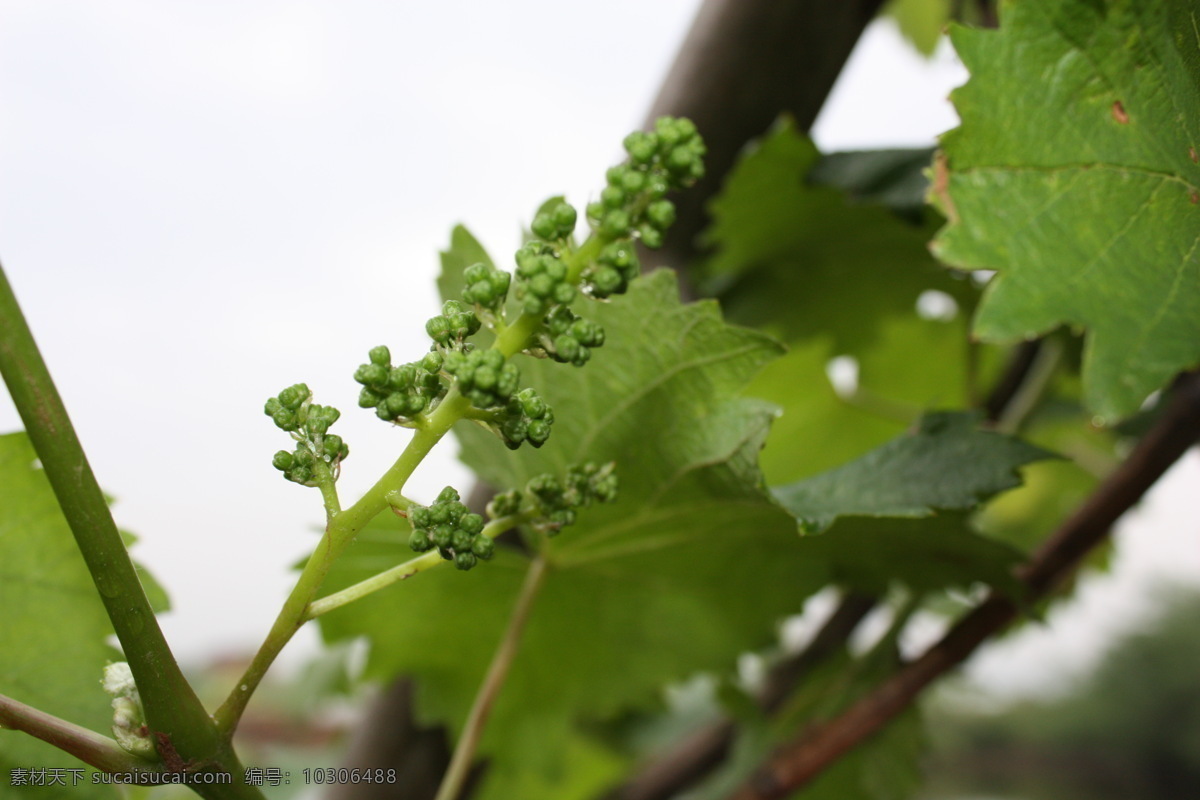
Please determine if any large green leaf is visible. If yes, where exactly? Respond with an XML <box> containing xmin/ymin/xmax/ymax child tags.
<box><xmin>699</xmin><ymin>123</ymin><xmax>982</xmax><ymax>485</ymax></box>
<box><xmin>0</xmin><ymin>432</ymin><xmax>141</xmax><ymax>799</ymax></box>
<box><xmin>774</xmin><ymin>413</ymin><xmax>1053</xmax><ymax>594</ymax></box>
<box><xmin>702</xmin><ymin>122</ymin><xmax>975</xmax><ymax>355</ymax></box>
<box><xmin>318</xmin><ymin>270</ymin><xmax>828</xmax><ymax>799</ymax></box>
<box><xmin>746</xmin><ymin>340</ymin><xmax>910</xmax><ymax>485</ymax></box>
<box><xmin>933</xmin><ymin>0</ymin><xmax>1200</xmax><ymax>421</ymax></box>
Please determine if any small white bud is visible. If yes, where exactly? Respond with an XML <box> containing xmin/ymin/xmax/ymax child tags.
<box><xmin>100</xmin><ymin>663</ymin><xmax>155</xmax><ymax>759</ymax></box>
<box><xmin>101</xmin><ymin>662</ymin><xmax>137</xmax><ymax>698</ymax></box>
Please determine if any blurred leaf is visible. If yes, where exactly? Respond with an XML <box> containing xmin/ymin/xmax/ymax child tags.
<box><xmin>933</xmin><ymin>0</ymin><xmax>1200</xmax><ymax>421</ymax></box>
<box><xmin>0</xmin><ymin>432</ymin><xmax>145</xmax><ymax>799</ymax></box>
<box><xmin>437</xmin><ymin>224</ymin><xmax>495</xmax><ymax>306</ymax></box>
<box><xmin>885</xmin><ymin>0</ymin><xmax>953</xmax><ymax>56</ymax></box>
<box><xmin>977</xmin><ymin>387</ymin><xmax>1116</xmax><ymax>553</ymax></box>
<box><xmin>702</xmin><ymin>123</ymin><xmax>982</xmax><ymax>486</ymax></box>
<box><xmin>689</xmin><ymin>646</ymin><xmax>925</xmax><ymax>800</ymax></box>
<box><xmin>746</xmin><ymin>340</ymin><xmax>909</xmax><ymax>485</ymax></box>
<box><xmin>703</xmin><ymin>122</ymin><xmax>974</xmax><ymax>354</ymax></box>
<box><xmin>794</xmin><ymin>514</ymin><xmax>1024</xmax><ymax>596</ymax></box>
<box><xmin>809</xmin><ymin>147</ymin><xmax>936</xmax><ymax>218</ymax></box>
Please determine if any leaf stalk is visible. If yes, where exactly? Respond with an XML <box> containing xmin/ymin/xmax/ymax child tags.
<box><xmin>434</xmin><ymin>555</ymin><xmax>549</xmax><ymax>800</ymax></box>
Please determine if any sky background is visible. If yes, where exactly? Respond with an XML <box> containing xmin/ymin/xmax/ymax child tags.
<box><xmin>1</xmin><ymin>1</ymin><xmax>1196</xmax><ymax>697</ymax></box>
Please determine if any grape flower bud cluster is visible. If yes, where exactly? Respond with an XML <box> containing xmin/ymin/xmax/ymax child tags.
<box><xmin>265</xmin><ymin>118</ymin><xmax>700</xmax><ymax>573</ymax></box>
<box><xmin>407</xmin><ymin>487</ymin><xmax>494</xmax><ymax>571</ymax></box>
<box><xmin>582</xmin><ymin>116</ymin><xmax>705</xmax><ymax>298</ymax></box>
<box><xmin>354</xmin><ymin>347</ymin><xmax>446</xmax><ymax>425</ymax></box>
<box><xmin>265</xmin><ymin>383</ymin><xmax>349</xmax><ymax>486</ymax></box>
<box><xmin>488</xmin><ymin>462</ymin><xmax>619</xmax><ymax>536</ymax></box>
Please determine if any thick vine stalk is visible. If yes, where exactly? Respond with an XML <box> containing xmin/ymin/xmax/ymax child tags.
<box><xmin>0</xmin><ymin>263</ymin><xmax>257</xmax><ymax>799</ymax></box>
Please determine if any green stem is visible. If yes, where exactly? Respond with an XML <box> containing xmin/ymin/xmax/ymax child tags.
<box><xmin>215</xmin><ymin>391</ymin><xmax>474</xmax><ymax>736</ymax></box>
<box><xmin>563</xmin><ymin>232</ymin><xmax>606</xmax><ymax>279</ymax></box>
<box><xmin>995</xmin><ymin>338</ymin><xmax>1063</xmax><ymax>434</ymax></box>
<box><xmin>492</xmin><ymin>232</ymin><xmax>605</xmax><ymax>358</ymax></box>
<box><xmin>311</xmin><ymin>461</ymin><xmax>341</xmax><ymax>519</ymax></box>
<box><xmin>0</xmin><ymin>265</ymin><xmax>250</xmax><ymax>788</ymax></box>
<box><xmin>385</xmin><ymin>491</ymin><xmax>417</xmax><ymax>511</ymax></box>
<box><xmin>304</xmin><ymin>515</ymin><xmax>521</xmax><ymax>619</ymax></box>
<box><xmin>0</xmin><ymin>692</ymin><xmax>164</xmax><ymax>776</ymax></box>
<box><xmin>433</xmin><ymin>556</ymin><xmax>549</xmax><ymax>800</ymax></box>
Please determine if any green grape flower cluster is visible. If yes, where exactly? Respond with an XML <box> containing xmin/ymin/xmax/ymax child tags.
<box><xmin>488</xmin><ymin>462</ymin><xmax>618</xmax><ymax>536</ymax></box>
<box><xmin>582</xmin><ymin>116</ymin><xmax>705</xmax><ymax>298</ymax></box>
<box><xmin>264</xmin><ymin>383</ymin><xmax>349</xmax><ymax>486</ymax></box>
<box><xmin>355</xmin><ymin>347</ymin><xmax>446</xmax><ymax>424</ymax></box>
<box><xmin>442</xmin><ymin>348</ymin><xmax>521</xmax><ymax>409</ymax></box>
<box><xmin>540</xmin><ymin>307</ymin><xmax>605</xmax><ymax>367</ymax></box>
<box><xmin>513</xmin><ymin>241</ymin><xmax>578</xmax><ymax>316</ymax></box>
<box><xmin>342</xmin><ymin>120</ymin><xmax>701</xmax><ymax>455</ymax></box>
<box><xmin>530</xmin><ymin>199</ymin><xmax>578</xmax><ymax>243</ymax></box>
<box><xmin>461</xmin><ymin>262</ymin><xmax>511</xmax><ymax>314</ymax></box>
<box><xmin>408</xmin><ymin>487</ymin><xmax>494</xmax><ymax>571</ymax></box>
<box><xmin>425</xmin><ymin>300</ymin><xmax>481</xmax><ymax>347</ymax></box>
<box><xmin>494</xmin><ymin>387</ymin><xmax>554</xmax><ymax>450</ymax></box>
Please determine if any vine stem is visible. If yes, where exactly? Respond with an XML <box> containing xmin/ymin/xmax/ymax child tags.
<box><xmin>304</xmin><ymin>515</ymin><xmax>521</xmax><ymax>620</ymax></box>
<box><xmin>312</xmin><ymin>461</ymin><xmax>342</xmax><ymax>519</ymax></box>
<box><xmin>0</xmin><ymin>692</ymin><xmax>165</xmax><ymax>777</ymax></box>
<box><xmin>434</xmin><ymin>556</ymin><xmax>549</xmax><ymax>800</ymax></box>
<box><xmin>993</xmin><ymin>338</ymin><xmax>1062</xmax><ymax>434</ymax></box>
<box><xmin>212</xmin><ymin>398</ymin><xmax>464</xmax><ymax>736</ymax></box>
<box><xmin>727</xmin><ymin>370</ymin><xmax>1200</xmax><ymax>800</ymax></box>
<box><xmin>0</xmin><ymin>264</ymin><xmax>257</xmax><ymax>796</ymax></box>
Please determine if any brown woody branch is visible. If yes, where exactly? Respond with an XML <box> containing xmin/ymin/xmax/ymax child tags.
<box><xmin>730</xmin><ymin>370</ymin><xmax>1200</xmax><ymax>800</ymax></box>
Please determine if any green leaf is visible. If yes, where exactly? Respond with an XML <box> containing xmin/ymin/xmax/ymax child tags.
<box><xmin>885</xmin><ymin>0</ymin><xmax>953</xmax><ymax>56</ymax></box>
<box><xmin>976</xmin><ymin>381</ymin><xmax>1117</xmax><ymax>553</ymax></box>
<box><xmin>745</xmin><ymin>340</ymin><xmax>911</xmax><ymax>485</ymax></box>
<box><xmin>776</xmin><ymin>412</ymin><xmax>1052</xmax><ymax>527</ymax></box>
<box><xmin>318</xmin><ymin>271</ymin><xmax>828</xmax><ymax>799</ymax></box>
<box><xmin>808</xmin><ymin>147</ymin><xmax>936</xmax><ymax>219</ymax></box>
<box><xmin>702</xmin><ymin>121</ymin><xmax>974</xmax><ymax>354</ymax></box>
<box><xmin>933</xmin><ymin>0</ymin><xmax>1200</xmax><ymax>421</ymax></box>
<box><xmin>0</xmin><ymin>432</ymin><xmax>135</xmax><ymax>799</ymax></box>
<box><xmin>698</xmin><ymin>122</ymin><xmax>984</xmax><ymax>488</ymax></box>
<box><xmin>793</xmin><ymin>514</ymin><xmax>1025</xmax><ymax>596</ymax></box>
<box><xmin>437</xmin><ymin>224</ymin><xmax>496</xmax><ymax>310</ymax></box>
<box><xmin>774</xmin><ymin>413</ymin><xmax>1053</xmax><ymax>594</ymax></box>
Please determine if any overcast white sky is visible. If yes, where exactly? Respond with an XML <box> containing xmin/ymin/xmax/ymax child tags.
<box><xmin>1</xmin><ymin>2</ymin><xmax>1194</xmax><ymax>696</ymax></box>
